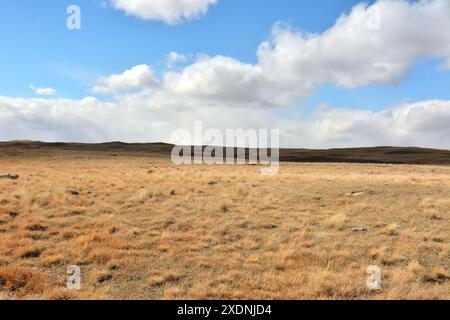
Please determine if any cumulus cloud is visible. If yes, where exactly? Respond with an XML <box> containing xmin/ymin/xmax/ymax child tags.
<box><xmin>147</xmin><ymin>0</ymin><xmax>450</xmax><ymax>110</ymax></box>
<box><xmin>166</xmin><ymin>52</ymin><xmax>189</xmax><ymax>68</ymax></box>
<box><xmin>163</xmin><ymin>56</ymin><xmax>273</xmax><ymax>108</ymax></box>
<box><xmin>109</xmin><ymin>0</ymin><xmax>217</xmax><ymax>25</ymax></box>
<box><xmin>284</xmin><ymin>100</ymin><xmax>450</xmax><ymax>148</ymax></box>
<box><xmin>256</xmin><ymin>0</ymin><xmax>450</xmax><ymax>91</ymax></box>
<box><xmin>1</xmin><ymin>94</ymin><xmax>449</xmax><ymax>148</ymax></box>
<box><xmin>92</xmin><ymin>65</ymin><xmax>159</xmax><ymax>95</ymax></box>
<box><xmin>29</xmin><ymin>85</ymin><xmax>56</xmax><ymax>96</ymax></box>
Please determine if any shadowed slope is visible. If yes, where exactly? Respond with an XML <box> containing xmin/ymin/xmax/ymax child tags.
<box><xmin>0</xmin><ymin>141</ymin><xmax>449</xmax><ymax>165</ymax></box>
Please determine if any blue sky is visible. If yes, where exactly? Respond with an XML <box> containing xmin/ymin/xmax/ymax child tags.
<box><xmin>0</xmin><ymin>0</ymin><xmax>450</xmax><ymax>108</ymax></box>
<box><xmin>0</xmin><ymin>0</ymin><xmax>449</xmax><ymax>147</ymax></box>
<box><xmin>1</xmin><ymin>1</ymin><xmax>367</xmax><ymax>98</ymax></box>
<box><xmin>3</xmin><ymin>0</ymin><xmax>448</xmax><ymax>106</ymax></box>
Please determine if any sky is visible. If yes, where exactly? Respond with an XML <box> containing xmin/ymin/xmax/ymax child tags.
<box><xmin>0</xmin><ymin>0</ymin><xmax>449</xmax><ymax>148</ymax></box>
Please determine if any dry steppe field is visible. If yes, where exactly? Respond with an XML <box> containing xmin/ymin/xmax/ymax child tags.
<box><xmin>0</xmin><ymin>149</ymin><xmax>449</xmax><ymax>300</ymax></box>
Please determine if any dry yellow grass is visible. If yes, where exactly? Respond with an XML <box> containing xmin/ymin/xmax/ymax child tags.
<box><xmin>0</xmin><ymin>155</ymin><xmax>449</xmax><ymax>299</ymax></box>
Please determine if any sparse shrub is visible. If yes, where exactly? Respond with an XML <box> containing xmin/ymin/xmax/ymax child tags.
<box><xmin>97</xmin><ymin>273</ymin><xmax>113</xmax><ymax>283</ymax></box>
<box><xmin>41</xmin><ymin>254</ymin><xmax>65</xmax><ymax>267</ymax></box>
<box><xmin>219</xmin><ymin>199</ymin><xmax>233</xmax><ymax>213</ymax></box>
<box><xmin>423</xmin><ymin>267</ymin><xmax>450</xmax><ymax>283</ymax></box>
<box><xmin>407</xmin><ymin>261</ymin><xmax>425</xmax><ymax>275</ymax></box>
<box><xmin>187</xmin><ymin>284</ymin><xmax>209</xmax><ymax>299</ymax></box>
<box><xmin>370</xmin><ymin>248</ymin><xmax>386</xmax><ymax>264</ymax></box>
<box><xmin>31</xmin><ymin>192</ymin><xmax>53</xmax><ymax>208</ymax></box>
<box><xmin>18</xmin><ymin>246</ymin><xmax>44</xmax><ymax>259</ymax></box>
<box><xmin>149</xmin><ymin>271</ymin><xmax>182</xmax><ymax>286</ymax></box>
<box><xmin>65</xmin><ymin>207</ymin><xmax>86</xmax><ymax>216</ymax></box>
<box><xmin>430</xmin><ymin>237</ymin><xmax>444</xmax><ymax>243</ymax></box>
<box><xmin>128</xmin><ymin>189</ymin><xmax>150</xmax><ymax>204</ymax></box>
<box><xmin>220</xmin><ymin>203</ymin><xmax>229</xmax><ymax>213</ymax></box>
<box><xmin>424</xmin><ymin>209</ymin><xmax>442</xmax><ymax>220</ymax></box>
<box><xmin>90</xmin><ymin>270</ymin><xmax>113</xmax><ymax>284</ymax></box>
<box><xmin>25</xmin><ymin>222</ymin><xmax>48</xmax><ymax>232</ymax></box>
<box><xmin>109</xmin><ymin>226</ymin><xmax>119</xmax><ymax>234</ymax></box>
<box><xmin>9</xmin><ymin>211</ymin><xmax>19</xmax><ymax>218</ymax></box>
<box><xmin>61</xmin><ymin>229</ymin><xmax>76</xmax><ymax>239</ymax></box>
<box><xmin>383</xmin><ymin>223</ymin><xmax>399</xmax><ymax>236</ymax></box>
<box><xmin>163</xmin><ymin>287</ymin><xmax>182</xmax><ymax>299</ymax></box>
<box><xmin>45</xmin><ymin>288</ymin><xmax>75</xmax><ymax>300</ymax></box>
<box><xmin>0</xmin><ymin>266</ymin><xmax>50</xmax><ymax>294</ymax></box>
<box><xmin>274</xmin><ymin>261</ymin><xmax>286</xmax><ymax>271</ymax></box>
<box><xmin>327</xmin><ymin>214</ymin><xmax>348</xmax><ymax>230</ymax></box>
<box><xmin>87</xmin><ymin>249</ymin><xmax>113</xmax><ymax>264</ymax></box>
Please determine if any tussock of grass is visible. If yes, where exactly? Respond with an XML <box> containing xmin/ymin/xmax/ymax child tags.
<box><xmin>383</xmin><ymin>223</ymin><xmax>399</xmax><ymax>236</ymax></box>
<box><xmin>0</xmin><ymin>266</ymin><xmax>51</xmax><ymax>294</ymax></box>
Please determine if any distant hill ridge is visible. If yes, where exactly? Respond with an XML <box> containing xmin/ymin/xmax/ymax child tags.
<box><xmin>0</xmin><ymin>141</ymin><xmax>449</xmax><ymax>165</ymax></box>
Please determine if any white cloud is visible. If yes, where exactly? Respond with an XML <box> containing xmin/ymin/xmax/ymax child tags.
<box><xmin>109</xmin><ymin>0</ymin><xmax>217</xmax><ymax>25</ymax></box>
<box><xmin>285</xmin><ymin>100</ymin><xmax>450</xmax><ymax>148</ymax></box>
<box><xmin>163</xmin><ymin>56</ymin><xmax>274</xmax><ymax>108</ymax></box>
<box><xmin>256</xmin><ymin>0</ymin><xmax>450</xmax><ymax>92</ymax></box>
<box><xmin>92</xmin><ymin>65</ymin><xmax>159</xmax><ymax>95</ymax></box>
<box><xmin>1</xmin><ymin>94</ymin><xmax>449</xmax><ymax>148</ymax></box>
<box><xmin>93</xmin><ymin>0</ymin><xmax>450</xmax><ymax>109</ymax></box>
<box><xmin>166</xmin><ymin>51</ymin><xmax>189</xmax><ymax>68</ymax></box>
<box><xmin>147</xmin><ymin>0</ymin><xmax>450</xmax><ymax>110</ymax></box>
<box><xmin>29</xmin><ymin>85</ymin><xmax>56</xmax><ymax>96</ymax></box>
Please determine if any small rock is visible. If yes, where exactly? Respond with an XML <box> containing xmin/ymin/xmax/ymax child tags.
<box><xmin>0</xmin><ymin>174</ymin><xmax>19</xmax><ymax>180</ymax></box>
<box><xmin>170</xmin><ymin>190</ymin><xmax>176</xmax><ymax>196</ymax></box>
<box><xmin>207</xmin><ymin>180</ymin><xmax>218</xmax><ymax>185</ymax></box>
<box><xmin>147</xmin><ymin>170</ymin><xmax>154</xmax><ymax>174</ymax></box>
<box><xmin>352</xmin><ymin>191</ymin><xmax>365</xmax><ymax>197</ymax></box>
<box><xmin>67</xmin><ymin>190</ymin><xmax>79</xmax><ymax>196</ymax></box>
<box><xmin>351</xmin><ymin>227</ymin><xmax>368</xmax><ymax>232</ymax></box>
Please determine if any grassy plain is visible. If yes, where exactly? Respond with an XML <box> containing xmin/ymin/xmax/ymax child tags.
<box><xmin>0</xmin><ymin>153</ymin><xmax>449</xmax><ymax>299</ymax></box>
